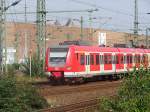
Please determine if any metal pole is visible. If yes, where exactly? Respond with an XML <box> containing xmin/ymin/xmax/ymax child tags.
<box><xmin>24</xmin><ymin>0</ymin><xmax>28</xmax><ymax>59</ymax></box>
<box><xmin>29</xmin><ymin>53</ymin><xmax>31</xmax><ymax>78</ymax></box>
<box><xmin>2</xmin><ymin>0</ymin><xmax>7</xmax><ymax>73</ymax></box>
<box><xmin>36</xmin><ymin>0</ymin><xmax>46</xmax><ymax>61</ymax></box>
<box><xmin>14</xmin><ymin>32</ymin><xmax>19</xmax><ymax>63</ymax></box>
<box><xmin>89</xmin><ymin>12</ymin><xmax>92</xmax><ymax>39</ymax></box>
<box><xmin>80</xmin><ymin>16</ymin><xmax>83</xmax><ymax>40</ymax></box>
<box><xmin>146</xmin><ymin>28</ymin><xmax>150</xmax><ymax>48</ymax></box>
<box><xmin>29</xmin><ymin>32</ymin><xmax>32</xmax><ymax>78</ymax></box>
<box><xmin>0</xmin><ymin>0</ymin><xmax>3</xmax><ymax>74</ymax></box>
<box><xmin>134</xmin><ymin>0</ymin><xmax>138</xmax><ymax>47</ymax></box>
<box><xmin>146</xmin><ymin>29</ymin><xmax>148</xmax><ymax>48</ymax></box>
<box><xmin>24</xmin><ymin>0</ymin><xmax>27</xmax><ymax>23</ymax></box>
<box><xmin>36</xmin><ymin>0</ymin><xmax>40</xmax><ymax>60</ymax></box>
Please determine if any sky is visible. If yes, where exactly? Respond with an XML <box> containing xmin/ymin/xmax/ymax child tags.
<box><xmin>5</xmin><ymin>0</ymin><xmax>150</xmax><ymax>34</ymax></box>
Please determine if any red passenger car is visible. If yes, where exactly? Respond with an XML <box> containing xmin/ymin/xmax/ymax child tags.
<box><xmin>45</xmin><ymin>45</ymin><xmax>150</xmax><ymax>84</ymax></box>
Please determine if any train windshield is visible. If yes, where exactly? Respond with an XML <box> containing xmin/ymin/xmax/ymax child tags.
<box><xmin>49</xmin><ymin>48</ymin><xmax>69</xmax><ymax>66</ymax></box>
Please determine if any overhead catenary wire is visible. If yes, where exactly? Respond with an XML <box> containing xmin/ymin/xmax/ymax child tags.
<box><xmin>69</xmin><ymin>0</ymin><xmax>134</xmax><ymax>17</ymax></box>
<box><xmin>3</xmin><ymin>9</ymin><xmax>99</xmax><ymax>15</ymax></box>
<box><xmin>68</xmin><ymin>0</ymin><xmax>150</xmax><ymax>32</ymax></box>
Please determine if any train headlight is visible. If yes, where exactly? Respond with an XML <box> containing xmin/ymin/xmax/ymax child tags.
<box><xmin>66</xmin><ymin>66</ymin><xmax>72</xmax><ymax>70</ymax></box>
<box><xmin>45</xmin><ymin>72</ymin><xmax>51</xmax><ymax>76</ymax></box>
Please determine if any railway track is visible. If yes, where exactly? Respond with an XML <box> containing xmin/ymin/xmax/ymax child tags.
<box><xmin>38</xmin><ymin>80</ymin><xmax>121</xmax><ymax>96</ymax></box>
<box><xmin>37</xmin><ymin>98</ymin><xmax>99</xmax><ymax>112</ymax></box>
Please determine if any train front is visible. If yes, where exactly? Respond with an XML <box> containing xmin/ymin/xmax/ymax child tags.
<box><xmin>45</xmin><ymin>46</ymin><xmax>70</xmax><ymax>84</ymax></box>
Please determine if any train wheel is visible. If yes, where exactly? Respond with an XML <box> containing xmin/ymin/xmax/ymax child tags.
<box><xmin>102</xmin><ymin>75</ymin><xmax>108</xmax><ymax>81</ymax></box>
<box><xmin>49</xmin><ymin>76</ymin><xmax>64</xmax><ymax>85</ymax></box>
<box><xmin>112</xmin><ymin>74</ymin><xmax>118</xmax><ymax>80</ymax></box>
<box><xmin>65</xmin><ymin>77</ymin><xmax>85</xmax><ymax>85</ymax></box>
<box><xmin>108</xmin><ymin>75</ymin><xmax>113</xmax><ymax>81</ymax></box>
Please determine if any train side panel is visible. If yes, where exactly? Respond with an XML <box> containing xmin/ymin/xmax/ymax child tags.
<box><xmin>45</xmin><ymin>45</ymin><xmax>150</xmax><ymax>84</ymax></box>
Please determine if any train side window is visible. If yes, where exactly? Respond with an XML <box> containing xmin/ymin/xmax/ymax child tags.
<box><xmin>135</xmin><ymin>55</ymin><xmax>140</xmax><ymax>63</ymax></box>
<box><xmin>127</xmin><ymin>55</ymin><xmax>129</xmax><ymax>64</ymax></box>
<box><xmin>90</xmin><ymin>55</ymin><xmax>94</xmax><ymax>65</ymax></box>
<box><xmin>96</xmin><ymin>55</ymin><xmax>100</xmax><ymax>65</ymax></box>
<box><xmin>141</xmin><ymin>55</ymin><xmax>143</xmax><ymax>63</ymax></box>
<box><xmin>108</xmin><ymin>55</ymin><xmax>112</xmax><ymax>64</ymax></box>
<box><xmin>134</xmin><ymin>55</ymin><xmax>137</xmax><ymax>63</ymax></box>
<box><xmin>121</xmin><ymin>55</ymin><xmax>124</xmax><ymax>64</ymax></box>
<box><xmin>143</xmin><ymin>55</ymin><xmax>146</xmax><ymax>63</ymax></box>
<box><xmin>104</xmin><ymin>54</ymin><xmax>112</xmax><ymax>64</ymax></box>
<box><xmin>138</xmin><ymin>55</ymin><xmax>140</xmax><ymax>63</ymax></box>
<box><xmin>116</xmin><ymin>55</ymin><xmax>119</xmax><ymax>64</ymax></box>
<box><xmin>146</xmin><ymin>55</ymin><xmax>148</xmax><ymax>63</ymax></box>
<box><xmin>130</xmin><ymin>55</ymin><xmax>132</xmax><ymax>63</ymax></box>
<box><xmin>80</xmin><ymin>55</ymin><xmax>85</xmax><ymax>65</ymax></box>
<box><xmin>143</xmin><ymin>54</ymin><xmax>148</xmax><ymax>63</ymax></box>
<box><xmin>104</xmin><ymin>55</ymin><xmax>108</xmax><ymax>64</ymax></box>
<box><xmin>132</xmin><ymin>55</ymin><xmax>134</xmax><ymax>63</ymax></box>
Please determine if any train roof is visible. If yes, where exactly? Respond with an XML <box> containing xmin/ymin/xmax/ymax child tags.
<box><xmin>70</xmin><ymin>45</ymin><xmax>150</xmax><ymax>53</ymax></box>
<box><xmin>71</xmin><ymin>45</ymin><xmax>118</xmax><ymax>52</ymax></box>
<box><xmin>144</xmin><ymin>49</ymin><xmax>150</xmax><ymax>53</ymax></box>
<box><xmin>48</xmin><ymin>45</ymin><xmax>69</xmax><ymax>48</ymax></box>
<box><xmin>118</xmin><ymin>48</ymin><xmax>145</xmax><ymax>53</ymax></box>
<box><xmin>48</xmin><ymin>45</ymin><xmax>150</xmax><ymax>53</ymax></box>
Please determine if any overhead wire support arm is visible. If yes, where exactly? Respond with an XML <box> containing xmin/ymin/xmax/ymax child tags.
<box><xmin>3</xmin><ymin>8</ymin><xmax>99</xmax><ymax>15</ymax></box>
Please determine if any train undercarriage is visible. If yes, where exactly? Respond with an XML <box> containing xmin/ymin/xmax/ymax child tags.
<box><xmin>48</xmin><ymin>71</ymin><xmax>123</xmax><ymax>85</ymax></box>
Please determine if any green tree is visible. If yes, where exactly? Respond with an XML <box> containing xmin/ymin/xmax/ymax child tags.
<box><xmin>21</xmin><ymin>54</ymin><xmax>45</xmax><ymax>77</ymax></box>
<box><xmin>101</xmin><ymin>68</ymin><xmax>150</xmax><ymax>112</ymax></box>
<box><xmin>0</xmin><ymin>75</ymin><xmax>48</xmax><ymax>112</ymax></box>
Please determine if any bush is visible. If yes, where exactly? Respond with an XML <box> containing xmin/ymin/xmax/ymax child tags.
<box><xmin>12</xmin><ymin>63</ymin><xmax>20</xmax><ymax>70</ymax></box>
<box><xmin>2</xmin><ymin>63</ymin><xmax>20</xmax><ymax>76</ymax></box>
<box><xmin>101</xmin><ymin>68</ymin><xmax>150</xmax><ymax>112</ymax></box>
<box><xmin>21</xmin><ymin>55</ymin><xmax>45</xmax><ymax>77</ymax></box>
<box><xmin>0</xmin><ymin>75</ymin><xmax>48</xmax><ymax>112</ymax></box>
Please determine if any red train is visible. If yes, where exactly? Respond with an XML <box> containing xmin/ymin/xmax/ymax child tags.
<box><xmin>45</xmin><ymin>45</ymin><xmax>150</xmax><ymax>84</ymax></box>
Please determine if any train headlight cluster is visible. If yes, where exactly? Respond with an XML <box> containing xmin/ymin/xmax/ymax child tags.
<box><xmin>66</xmin><ymin>66</ymin><xmax>72</xmax><ymax>70</ymax></box>
<box><xmin>45</xmin><ymin>72</ymin><xmax>51</xmax><ymax>76</ymax></box>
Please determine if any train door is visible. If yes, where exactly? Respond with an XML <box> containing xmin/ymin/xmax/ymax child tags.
<box><xmin>127</xmin><ymin>54</ymin><xmax>133</xmax><ymax>69</ymax></box>
<box><xmin>135</xmin><ymin>54</ymin><xmax>140</xmax><ymax>68</ymax></box>
<box><xmin>119</xmin><ymin>54</ymin><xmax>124</xmax><ymax>69</ymax></box>
<box><xmin>78</xmin><ymin>53</ymin><xmax>86</xmax><ymax>72</ymax></box>
<box><xmin>104</xmin><ymin>53</ymin><xmax>112</xmax><ymax>71</ymax></box>
<box><xmin>132</xmin><ymin>53</ymin><xmax>135</xmax><ymax>67</ymax></box>
<box><xmin>116</xmin><ymin>54</ymin><xmax>124</xmax><ymax>72</ymax></box>
<box><xmin>100</xmin><ymin>53</ymin><xmax>104</xmax><ymax>73</ymax></box>
<box><xmin>95</xmin><ymin>53</ymin><xmax>100</xmax><ymax>72</ymax></box>
<box><xmin>89</xmin><ymin>53</ymin><xmax>100</xmax><ymax>72</ymax></box>
<box><xmin>115</xmin><ymin>54</ymin><xmax>120</xmax><ymax>71</ymax></box>
<box><xmin>89</xmin><ymin>53</ymin><xmax>95</xmax><ymax>72</ymax></box>
<box><xmin>85</xmin><ymin>53</ymin><xmax>90</xmax><ymax>75</ymax></box>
